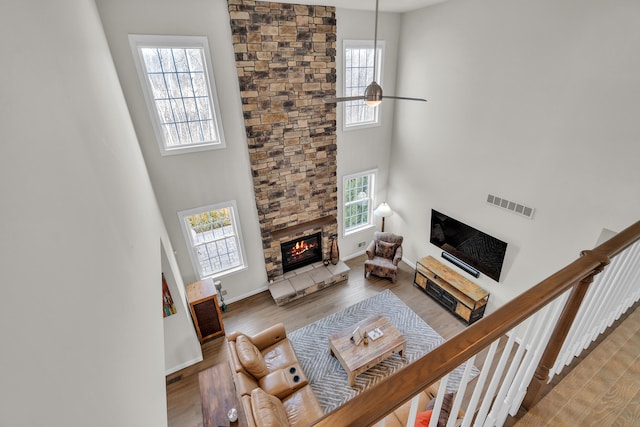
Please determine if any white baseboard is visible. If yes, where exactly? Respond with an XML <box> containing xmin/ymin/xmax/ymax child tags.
<box><xmin>224</xmin><ymin>285</ymin><xmax>269</xmax><ymax>305</ymax></box>
<box><xmin>165</xmin><ymin>354</ymin><xmax>203</xmax><ymax>376</ymax></box>
<box><xmin>342</xmin><ymin>249</ymin><xmax>366</xmax><ymax>261</ymax></box>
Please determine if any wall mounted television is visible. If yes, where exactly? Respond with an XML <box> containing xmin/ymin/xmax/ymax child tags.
<box><xmin>430</xmin><ymin>209</ymin><xmax>508</xmax><ymax>282</ymax></box>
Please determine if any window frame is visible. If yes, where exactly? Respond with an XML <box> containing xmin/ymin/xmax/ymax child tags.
<box><xmin>129</xmin><ymin>34</ymin><xmax>226</xmax><ymax>156</ymax></box>
<box><xmin>343</xmin><ymin>40</ymin><xmax>385</xmax><ymax>131</ymax></box>
<box><xmin>342</xmin><ymin>169</ymin><xmax>377</xmax><ymax>236</ymax></box>
<box><xmin>177</xmin><ymin>200</ymin><xmax>247</xmax><ymax>280</ymax></box>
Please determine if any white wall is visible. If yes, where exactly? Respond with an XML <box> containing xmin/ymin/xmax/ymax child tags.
<box><xmin>162</xmin><ymin>242</ymin><xmax>203</xmax><ymax>375</ymax></box>
<box><xmin>335</xmin><ymin>8</ymin><xmax>402</xmax><ymax>255</ymax></box>
<box><xmin>95</xmin><ymin>0</ymin><xmax>268</xmax><ymax>303</ymax></box>
<box><xmin>0</xmin><ymin>0</ymin><xmax>168</xmax><ymax>425</ymax></box>
<box><xmin>95</xmin><ymin>1</ymin><xmax>401</xmax><ymax>295</ymax></box>
<box><xmin>389</xmin><ymin>0</ymin><xmax>640</xmax><ymax>312</ymax></box>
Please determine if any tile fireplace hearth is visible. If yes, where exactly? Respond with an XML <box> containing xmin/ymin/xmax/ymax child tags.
<box><xmin>268</xmin><ymin>260</ymin><xmax>350</xmax><ymax>306</ymax></box>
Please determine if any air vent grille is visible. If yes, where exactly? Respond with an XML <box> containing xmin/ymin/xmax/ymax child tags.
<box><xmin>487</xmin><ymin>194</ymin><xmax>535</xmax><ymax>219</ymax></box>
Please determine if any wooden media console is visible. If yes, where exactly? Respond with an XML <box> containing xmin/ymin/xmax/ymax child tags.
<box><xmin>414</xmin><ymin>255</ymin><xmax>489</xmax><ymax>325</ymax></box>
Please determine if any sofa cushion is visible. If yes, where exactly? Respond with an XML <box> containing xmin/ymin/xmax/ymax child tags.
<box><xmin>251</xmin><ymin>387</ymin><xmax>289</xmax><ymax>427</ymax></box>
<box><xmin>376</xmin><ymin>240</ymin><xmax>396</xmax><ymax>258</ymax></box>
<box><xmin>415</xmin><ymin>410</ymin><xmax>433</xmax><ymax>427</ymax></box>
<box><xmin>261</xmin><ymin>339</ymin><xmax>299</xmax><ymax>373</ymax></box>
<box><xmin>236</xmin><ymin>335</ymin><xmax>269</xmax><ymax>379</ymax></box>
<box><xmin>281</xmin><ymin>385</ymin><xmax>323</xmax><ymax>427</ymax></box>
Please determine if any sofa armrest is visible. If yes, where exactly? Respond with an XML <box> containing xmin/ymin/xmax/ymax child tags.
<box><xmin>241</xmin><ymin>395</ymin><xmax>257</xmax><ymax>427</ymax></box>
<box><xmin>249</xmin><ymin>323</ymin><xmax>287</xmax><ymax>350</ymax></box>
<box><xmin>226</xmin><ymin>323</ymin><xmax>288</xmax><ymax>350</ymax></box>
<box><xmin>365</xmin><ymin>240</ymin><xmax>376</xmax><ymax>259</ymax></box>
<box><xmin>226</xmin><ymin>339</ymin><xmax>245</xmax><ymax>375</ymax></box>
<box><xmin>393</xmin><ymin>245</ymin><xmax>403</xmax><ymax>266</ymax></box>
<box><xmin>259</xmin><ymin>364</ymin><xmax>308</xmax><ymax>400</ymax></box>
<box><xmin>234</xmin><ymin>370</ymin><xmax>259</xmax><ymax>396</ymax></box>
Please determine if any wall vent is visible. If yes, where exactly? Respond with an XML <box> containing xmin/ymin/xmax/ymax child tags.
<box><xmin>487</xmin><ymin>194</ymin><xmax>535</xmax><ymax>219</ymax></box>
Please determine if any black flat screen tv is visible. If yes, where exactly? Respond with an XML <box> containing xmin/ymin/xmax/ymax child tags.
<box><xmin>430</xmin><ymin>209</ymin><xmax>508</xmax><ymax>282</ymax></box>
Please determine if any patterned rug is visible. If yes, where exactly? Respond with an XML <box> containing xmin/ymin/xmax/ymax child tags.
<box><xmin>288</xmin><ymin>290</ymin><xmax>479</xmax><ymax>413</ymax></box>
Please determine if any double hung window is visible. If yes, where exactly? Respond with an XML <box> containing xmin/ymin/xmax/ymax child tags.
<box><xmin>343</xmin><ymin>170</ymin><xmax>377</xmax><ymax>235</ymax></box>
<box><xmin>343</xmin><ymin>40</ymin><xmax>384</xmax><ymax>129</ymax></box>
<box><xmin>178</xmin><ymin>201</ymin><xmax>247</xmax><ymax>279</ymax></box>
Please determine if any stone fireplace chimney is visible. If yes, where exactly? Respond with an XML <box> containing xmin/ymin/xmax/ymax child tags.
<box><xmin>227</xmin><ymin>0</ymin><xmax>338</xmax><ymax>281</ymax></box>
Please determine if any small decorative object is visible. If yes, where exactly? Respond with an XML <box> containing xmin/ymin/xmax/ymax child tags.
<box><xmin>368</xmin><ymin>327</ymin><xmax>384</xmax><ymax>341</ymax></box>
<box><xmin>350</xmin><ymin>327</ymin><xmax>365</xmax><ymax>345</ymax></box>
<box><xmin>227</xmin><ymin>407</ymin><xmax>238</xmax><ymax>423</ymax></box>
<box><xmin>363</xmin><ymin>331</ymin><xmax>369</xmax><ymax>345</ymax></box>
<box><xmin>330</xmin><ymin>234</ymin><xmax>340</xmax><ymax>265</ymax></box>
<box><xmin>214</xmin><ymin>280</ymin><xmax>228</xmax><ymax>312</ymax></box>
<box><xmin>323</xmin><ymin>259</ymin><xmax>330</xmax><ymax>266</ymax></box>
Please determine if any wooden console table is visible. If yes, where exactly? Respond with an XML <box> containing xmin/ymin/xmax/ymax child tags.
<box><xmin>414</xmin><ymin>255</ymin><xmax>489</xmax><ymax>325</ymax></box>
<box><xmin>199</xmin><ymin>362</ymin><xmax>247</xmax><ymax>427</ymax></box>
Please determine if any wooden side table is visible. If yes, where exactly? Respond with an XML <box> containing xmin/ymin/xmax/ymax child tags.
<box><xmin>199</xmin><ymin>362</ymin><xmax>247</xmax><ymax>427</ymax></box>
<box><xmin>186</xmin><ymin>278</ymin><xmax>225</xmax><ymax>343</ymax></box>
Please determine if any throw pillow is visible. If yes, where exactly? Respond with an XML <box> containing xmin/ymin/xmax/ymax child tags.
<box><xmin>375</xmin><ymin>240</ymin><xmax>396</xmax><ymax>259</ymax></box>
<box><xmin>251</xmin><ymin>387</ymin><xmax>289</xmax><ymax>427</ymax></box>
<box><xmin>236</xmin><ymin>334</ymin><xmax>269</xmax><ymax>379</ymax></box>
<box><xmin>415</xmin><ymin>410</ymin><xmax>433</xmax><ymax>427</ymax></box>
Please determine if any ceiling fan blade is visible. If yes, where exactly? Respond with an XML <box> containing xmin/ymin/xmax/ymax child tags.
<box><xmin>323</xmin><ymin>95</ymin><xmax>365</xmax><ymax>103</ymax></box>
<box><xmin>382</xmin><ymin>95</ymin><xmax>428</xmax><ymax>102</ymax></box>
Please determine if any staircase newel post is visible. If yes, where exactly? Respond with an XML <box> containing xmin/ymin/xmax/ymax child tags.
<box><xmin>520</xmin><ymin>251</ymin><xmax>609</xmax><ymax>411</ymax></box>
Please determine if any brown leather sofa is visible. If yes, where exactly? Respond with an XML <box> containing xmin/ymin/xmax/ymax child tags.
<box><xmin>226</xmin><ymin>323</ymin><xmax>323</xmax><ymax>427</ymax></box>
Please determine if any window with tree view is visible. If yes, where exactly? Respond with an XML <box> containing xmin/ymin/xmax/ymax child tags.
<box><xmin>178</xmin><ymin>202</ymin><xmax>246</xmax><ymax>279</ymax></box>
<box><xmin>343</xmin><ymin>170</ymin><xmax>376</xmax><ymax>234</ymax></box>
<box><xmin>344</xmin><ymin>40</ymin><xmax>383</xmax><ymax>129</ymax></box>
<box><xmin>129</xmin><ymin>35</ymin><xmax>225</xmax><ymax>155</ymax></box>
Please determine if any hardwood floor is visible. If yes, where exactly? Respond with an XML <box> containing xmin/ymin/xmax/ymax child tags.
<box><xmin>166</xmin><ymin>255</ymin><xmax>469</xmax><ymax>426</ymax></box>
<box><xmin>514</xmin><ymin>302</ymin><xmax>640</xmax><ymax>427</ymax></box>
<box><xmin>166</xmin><ymin>255</ymin><xmax>640</xmax><ymax>426</ymax></box>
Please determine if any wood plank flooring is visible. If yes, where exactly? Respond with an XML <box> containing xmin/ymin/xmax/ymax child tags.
<box><xmin>166</xmin><ymin>255</ymin><xmax>639</xmax><ymax>427</ymax></box>
<box><xmin>514</xmin><ymin>303</ymin><xmax>640</xmax><ymax>427</ymax></box>
<box><xmin>166</xmin><ymin>255</ymin><xmax>469</xmax><ymax>427</ymax></box>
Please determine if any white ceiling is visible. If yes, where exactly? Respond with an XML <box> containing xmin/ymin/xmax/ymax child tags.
<box><xmin>261</xmin><ymin>0</ymin><xmax>449</xmax><ymax>13</ymax></box>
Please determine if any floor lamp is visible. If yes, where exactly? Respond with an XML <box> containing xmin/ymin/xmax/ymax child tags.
<box><xmin>374</xmin><ymin>202</ymin><xmax>393</xmax><ymax>232</ymax></box>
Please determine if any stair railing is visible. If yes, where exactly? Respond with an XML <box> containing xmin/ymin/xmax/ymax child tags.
<box><xmin>312</xmin><ymin>219</ymin><xmax>640</xmax><ymax>427</ymax></box>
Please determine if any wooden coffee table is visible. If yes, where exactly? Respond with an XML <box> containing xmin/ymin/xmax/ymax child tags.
<box><xmin>328</xmin><ymin>314</ymin><xmax>407</xmax><ymax>386</ymax></box>
<box><xmin>199</xmin><ymin>362</ymin><xmax>247</xmax><ymax>427</ymax></box>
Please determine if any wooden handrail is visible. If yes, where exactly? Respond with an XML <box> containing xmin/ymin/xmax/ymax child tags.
<box><xmin>312</xmin><ymin>219</ymin><xmax>640</xmax><ymax>426</ymax></box>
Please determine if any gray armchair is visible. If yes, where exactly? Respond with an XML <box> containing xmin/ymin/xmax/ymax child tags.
<box><xmin>364</xmin><ymin>232</ymin><xmax>404</xmax><ymax>283</ymax></box>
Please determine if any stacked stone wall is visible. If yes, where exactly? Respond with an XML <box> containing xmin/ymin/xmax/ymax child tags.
<box><xmin>227</xmin><ymin>0</ymin><xmax>337</xmax><ymax>280</ymax></box>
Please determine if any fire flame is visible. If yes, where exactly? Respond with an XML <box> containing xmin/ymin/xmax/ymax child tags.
<box><xmin>290</xmin><ymin>240</ymin><xmax>315</xmax><ymax>257</ymax></box>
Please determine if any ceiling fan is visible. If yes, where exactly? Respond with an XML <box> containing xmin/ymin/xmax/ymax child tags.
<box><xmin>323</xmin><ymin>0</ymin><xmax>427</xmax><ymax>106</ymax></box>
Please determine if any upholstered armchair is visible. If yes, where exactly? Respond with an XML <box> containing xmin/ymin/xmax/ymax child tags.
<box><xmin>364</xmin><ymin>232</ymin><xmax>404</xmax><ymax>283</ymax></box>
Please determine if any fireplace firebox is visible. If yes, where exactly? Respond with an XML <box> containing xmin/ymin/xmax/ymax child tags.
<box><xmin>281</xmin><ymin>232</ymin><xmax>322</xmax><ymax>273</ymax></box>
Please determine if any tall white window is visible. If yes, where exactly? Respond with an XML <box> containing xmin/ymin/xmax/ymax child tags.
<box><xmin>129</xmin><ymin>35</ymin><xmax>226</xmax><ymax>156</ymax></box>
<box><xmin>343</xmin><ymin>170</ymin><xmax>377</xmax><ymax>235</ymax></box>
<box><xmin>343</xmin><ymin>40</ymin><xmax>384</xmax><ymax>129</ymax></box>
<box><xmin>178</xmin><ymin>201</ymin><xmax>247</xmax><ymax>279</ymax></box>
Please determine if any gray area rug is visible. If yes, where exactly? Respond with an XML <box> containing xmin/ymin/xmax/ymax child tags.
<box><xmin>288</xmin><ymin>289</ymin><xmax>479</xmax><ymax>413</ymax></box>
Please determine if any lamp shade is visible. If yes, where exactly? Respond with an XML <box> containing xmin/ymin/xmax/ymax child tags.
<box><xmin>374</xmin><ymin>202</ymin><xmax>393</xmax><ymax>218</ymax></box>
